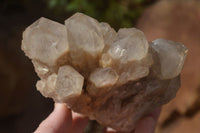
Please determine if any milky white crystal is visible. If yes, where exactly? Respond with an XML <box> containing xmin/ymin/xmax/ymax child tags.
<box><xmin>151</xmin><ymin>39</ymin><xmax>188</xmax><ymax>79</ymax></box>
<box><xmin>22</xmin><ymin>17</ymin><xmax>69</xmax><ymax>67</ymax></box>
<box><xmin>55</xmin><ymin>65</ymin><xmax>84</xmax><ymax>102</ymax></box>
<box><xmin>65</xmin><ymin>13</ymin><xmax>104</xmax><ymax>73</ymax></box>
<box><xmin>88</xmin><ymin>67</ymin><xmax>118</xmax><ymax>96</ymax></box>
<box><xmin>108</xmin><ymin>28</ymin><xmax>149</xmax><ymax>62</ymax></box>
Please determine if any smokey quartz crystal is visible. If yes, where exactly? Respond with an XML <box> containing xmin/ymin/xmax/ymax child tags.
<box><xmin>21</xmin><ymin>13</ymin><xmax>188</xmax><ymax>132</ymax></box>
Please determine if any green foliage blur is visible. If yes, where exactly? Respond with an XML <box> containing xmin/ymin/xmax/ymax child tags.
<box><xmin>1</xmin><ymin>0</ymin><xmax>157</xmax><ymax>29</ymax></box>
<box><xmin>45</xmin><ymin>0</ymin><xmax>157</xmax><ymax>29</ymax></box>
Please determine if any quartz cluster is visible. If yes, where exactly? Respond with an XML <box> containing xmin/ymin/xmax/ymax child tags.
<box><xmin>21</xmin><ymin>13</ymin><xmax>187</xmax><ymax>132</ymax></box>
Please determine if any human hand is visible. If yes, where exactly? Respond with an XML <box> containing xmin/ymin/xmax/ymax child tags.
<box><xmin>35</xmin><ymin>103</ymin><xmax>161</xmax><ymax>133</ymax></box>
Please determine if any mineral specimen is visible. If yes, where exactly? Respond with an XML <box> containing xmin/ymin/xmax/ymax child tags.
<box><xmin>21</xmin><ymin>13</ymin><xmax>188</xmax><ymax>132</ymax></box>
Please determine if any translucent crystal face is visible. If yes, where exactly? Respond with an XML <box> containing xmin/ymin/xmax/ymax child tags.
<box><xmin>108</xmin><ymin>28</ymin><xmax>149</xmax><ymax>63</ymax></box>
<box><xmin>90</xmin><ymin>68</ymin><xmax>118</xmax><ymax>87</ymax></box>
<box><xmin>99</xmin><ymin>22</ymin><xmax>117</xmax><ymax>47</ymax></box>
<box><xmin>21</xmin><ymin>13</ymin><xmax>187</xmax><ymax>132</ymax></box>
<box><xmin>22</xmin><ymin>17</ymin><xmax>69</xmax><ymax>67</ymax></box>
<box><xmin>55</xmin><ymin>65</ymin><xmax>84</xmax><ymax>102</ymax></box>
<box><xmin>65</xmin><ymin>13</ymin><xmax>104</xmax><ymax>57</ymax></box>
<box><xmin>151</xmin><ymin>39</ymin><xmax>188</xmax><ymax>79</ymax></box>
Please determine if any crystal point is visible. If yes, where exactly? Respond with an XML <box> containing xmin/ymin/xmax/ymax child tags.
<box><xmin>151</xmin><ymin>39</ymin><xmax>188</xmax><ymax>79</ymax></box>
<box><xmin>22</xmin><ymin>17</ymin><xmax>69</xmax><ymax>67</ymax></box>
<box><xmin>56</xmin><ymin>65</ymin><xmax>84</xmax><ymax>102</ymax></box>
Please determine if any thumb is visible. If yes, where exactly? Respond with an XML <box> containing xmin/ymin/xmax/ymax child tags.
<box><xmin>34</xmin><ymin>103</ymin><xmax>72</xmax><ymax>133</ymax></box>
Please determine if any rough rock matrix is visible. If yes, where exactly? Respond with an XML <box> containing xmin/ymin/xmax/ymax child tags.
<box><xmin>21</xmin><ymin>13</ymin><xmax>187</xmax><ymax>132</ymax></box>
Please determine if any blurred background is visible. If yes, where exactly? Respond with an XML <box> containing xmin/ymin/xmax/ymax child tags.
<box><xmin>0</xmin><ymin>0</ymin><xmax>200</xmax><ymax>132</ymax></box>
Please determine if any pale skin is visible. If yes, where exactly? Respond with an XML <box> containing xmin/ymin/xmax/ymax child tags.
<box><xmin>35</xmin><ymin>103</ymin><xmax>161</xmax><ymax>133</ymax></box>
